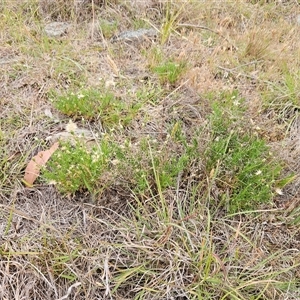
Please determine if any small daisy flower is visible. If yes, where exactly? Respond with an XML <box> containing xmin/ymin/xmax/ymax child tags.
<box><xmin>66</xmin><ymin>120</ymin><xmax>78</xmax><ymax>133</ymax></box>
<box><xmin>92</xmin><ymin>153</ymin><xmax>100</xmax><ymax>163</ymax></box>
<box><xmin>255</xmin><ymin>170</ymin><xmax>262</xmax><ymax>175</ymax></box>
<box><xmin>233</xmin><ymin>99</ymin><xmax>240</xmax><ymax>106</ymax></box>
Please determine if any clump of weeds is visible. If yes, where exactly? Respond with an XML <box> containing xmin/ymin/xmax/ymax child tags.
<box><xmin>1</xmin><ymin>1</ymin><xmax>300</xmax><ymax>299</ymax></box>
<box><xmin>205</xmin><ymin>91</ymin><xmax>283</xmax><ymax>213</ymax></box>
<box><xmin>51</xmin><ymin>88</ymin><xmax>141</xmax><ymax>128</ymax></box>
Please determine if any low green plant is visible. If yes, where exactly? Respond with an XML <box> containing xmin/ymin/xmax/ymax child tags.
<box><xmin>50</xmin><ymin>54</ymin><xmax>87</xmax><ymax>87</ymax></box>
<box><xmin>42</xmin><ymin>139</ymin><xmax>114</xmax><ymax>194</ymax></box>
<box><xmin>136</xmin><ymin>82</ymin><xmax>164</xmax><ymax>105</ymax></box>
<box><xmin>121</xmin><ymin>132</ymin><xmax>197</xmax><ymax>197</ymax></box>
<box><xmin>98</xmin><ymin>19</ymin><xmax>118</xmax><ymax>38</ymax></box>
<box><xmin>282</xmin><ymin>70</ymin><xmax>300</xmax><ymax>105</ymax></box>
<box><xmin>42</xmin><ymin>246</ymin><xmax>79</xmax><ymax>281</ymax></box>
<box><xmin>132</xmin><ymin>17</ymin><xmax>150</xmax><ymax>30</ymax></box>
<box><xmin>206</xmin><ymin>100</ymin><xmax>282</xmax><ymax>213</ymax></box>
<box><xmin>152</xmin><ymin>60</ymin><xmax>187</xmax><ymax>85</ymax></box>
<box><xmin>52</xmin><ymin>88</ymin><xmax>140</xmax><ymax>127</ymax></box>
<box><xmin>52</xmin><ymin>89</ymin><xmax>113</xmax><ymax>120</ymax></box>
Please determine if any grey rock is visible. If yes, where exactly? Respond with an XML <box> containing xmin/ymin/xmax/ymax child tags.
<box><xmin>111</xmin><ymin>28</ymin><xmax>157</xmax><ymax>43</ymax></box>
<box><xmin>46</xmin><ymin>128</ymin><xmax>97</xmax><ymax>148</ymax></box>
<box><xmin>44</xmin><ymin>22</ymin><xmax>70</xmax><ymax>37</ymax></box>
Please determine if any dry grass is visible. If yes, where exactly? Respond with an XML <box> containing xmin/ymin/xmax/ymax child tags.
<box><xmin>0</xmin><ymin>0</ymin><xmax>300</xmax><ymax>299</ymax></box>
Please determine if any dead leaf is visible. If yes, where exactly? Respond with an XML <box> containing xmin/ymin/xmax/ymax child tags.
<box><xmin>23</xmin><ymin>142</ymin><xmax>59</xmax><ymax>187</ymax></box>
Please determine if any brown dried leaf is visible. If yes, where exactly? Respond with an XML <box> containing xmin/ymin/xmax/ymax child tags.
<box><xmin>23</xmin><ymin>142</ymin><xmax>59</xmax><ymax>187</ymax></box>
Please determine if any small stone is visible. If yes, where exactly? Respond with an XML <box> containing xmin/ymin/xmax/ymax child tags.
<box><xmin>111</xmin><ymin>28</ymin><xmax>157</xmax><ymax>44</ymax></box>
<box><xmin>44</xmin><ymin>22</ymin><xmax>70</xmax><ymax>37</ymax></box>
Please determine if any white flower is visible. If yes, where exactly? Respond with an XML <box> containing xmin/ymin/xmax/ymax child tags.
<box><xmin>275</xmin><ymin>188</ymin><xmax>284</xmax><ymax>195</ymax></box>
<box><xmin>255</xmin><ymin>170</ymin><xmax>262</xmax><ymax>175</ymax></box>
<box><xmin>66</xmin><ymin>120</ymin><xmax>78</xmax><ymax>133</ymax></box>
<box><xmin>92</xmin><ymin>154</ymin><xmax>100</xmax><ymax>163</ymax></box>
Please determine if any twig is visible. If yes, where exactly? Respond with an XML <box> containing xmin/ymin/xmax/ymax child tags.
<box><xmin>178</xmin><ymin>23</ymin><xmax>221</xmax><ymax>35</ymax></box>
<box><xmin>217</xmin><ymin>65</ymin><xmax>280</xmax><ymax>89</ymax></box>
<box><xmin>164</xmin><ymin>79</ymin><xmax>190</xmax><ymax>109</ymax></box>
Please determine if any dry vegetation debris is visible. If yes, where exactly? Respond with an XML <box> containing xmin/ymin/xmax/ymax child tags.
<box><xmin>0</xmin><ymin>0</ymin><xmax>300</xmax><ymax>299</ymax></box>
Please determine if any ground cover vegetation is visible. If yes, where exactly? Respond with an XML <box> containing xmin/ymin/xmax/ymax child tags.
<box><xmin>0</xmin><ymin>0</ymin><xmax>299</xmax><ymax>299</ymax></box>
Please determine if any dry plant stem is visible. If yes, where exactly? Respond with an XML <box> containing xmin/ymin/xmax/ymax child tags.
<box><xmin>217</xmin><ymin>65</ymin><xmax>280</xmax><ymax>88</ymax></box>
<box><xmin>91</xmin><ymin>0</ymin><xmax>95</xmax><ymax>39</ymax></box>
<box><xmin>0</xmin><ymin>204</ymin><xmax>61</xmax><ymax>234</ymax></box>
<box><xmin>56</xmin><ymin>282</ymin><xmax>82</xmax><ymax>300</ymax></box>
<box><xmin>219</xmin><ymin>60</ymin><xmax>263</xmax><ymax>70</ymax></box>
<box><xmin>164</xmin><ymin>79</ymin><xmax>190</xmax><ymax>109</ymax></box>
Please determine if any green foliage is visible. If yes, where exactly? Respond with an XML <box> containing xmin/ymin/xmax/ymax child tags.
<box><xmin>52</xmin><ymin>88</ymin><xmax>140</xmax><ymax>127</ymax></box>
<box><xmin>152</xmin><ymin>60</ymin><xmax>187</xmax><ymax>85</ymax></box>
<box><xmin>2</xmin><ymin>1</ymin><xmax>300</xmax><ymax>299</ymax></box>
<box><xmin>48</xmin><ymin>88</ymin><xmax>283</xmax><ymax>215</ymax></box>
<box><xmin>284</xmin><ymin>71</ymin><xmax>300</xmax><ymax>104</ymax></box>
<box><xmin>160</xmin><ymin>0</ymin><xmax>185</xmax><ymax>45</ymax></box>
<box><xmin>42</xmin><ymin>139</ymin><xmax>114</xmax><ymax>194</ymax></box>
<box><xmin>145</xmin><ymin>46</ymin><xmax>164</xmax><ymax>69</ymax></box>
<box><xmin>116</xmin><ymin>135</ymin><xmax>195</xmax><ymax>196</ymax></box>
<box><xmin>52</xmin><ymin>89</ymin><xmax>112</xmax><ymax>119</ymax></box>
<box><xmin>136</xmin><ymin>82</ymin><xmax>164</xmax><ymax>105</ymax></box>
<box><xmin>206</xmin><ymin>100</ymin><xmax>282</xmax><ymax>213</ymax></box>
<box><xmin>146</xmin><ymin>43</ymin><xmax>187</xmax><ymax>86</ymax></box>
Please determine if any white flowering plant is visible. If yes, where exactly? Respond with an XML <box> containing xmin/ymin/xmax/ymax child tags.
<box><xmin>206</xmin><ymin>98</ymin><xmax>282</xmax><ymax>213</ymax></box>
<box><xmin>42</xmin><ymin>139</ymin><xmax>114</xmax><ymax>194</ymax></box>
<box><xmin>52</xmin><ymin>89</ymin><xmax>115</xmax><ymax>121</ymax></box>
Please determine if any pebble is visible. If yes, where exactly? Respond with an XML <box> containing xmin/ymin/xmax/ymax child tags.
<box><xmin>111</xmin><ymin>28</ymin><xmax>157</xmax><ymax>44</ymax></box>
<box><xmin>44</xmin><ymin>22</ymin><xmax>70</xmax><ymax>37</ymax></box>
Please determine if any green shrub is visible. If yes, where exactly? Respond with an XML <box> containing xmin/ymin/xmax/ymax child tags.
<box><xmin>42</xmin><ymin>139</ymin><xmax>114</xmax><ymax>194</ymax></box>
<box><xmin>206</xmin><ymin>98</ymin><xmax>282</xmax><ymax>213</ymax></box>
